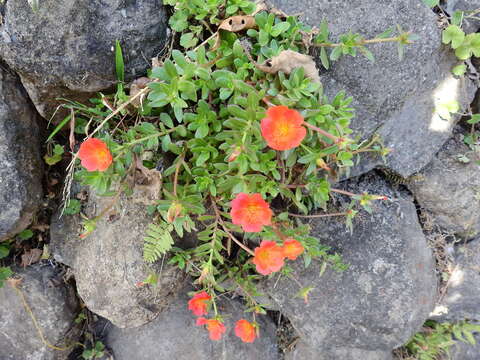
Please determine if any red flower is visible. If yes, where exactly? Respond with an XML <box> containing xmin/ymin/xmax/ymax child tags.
<box><xmin>78</xmin><ymin>138</ymin><xmax>113</xmax><ymax>172</ymax></box>
<box><xmin>196</xmin><ymin>317</ymin><xmax>226</xmax><ymax>341</ymax></box>
<box><xmin>282</xmin><ymin>239</ymin><xmax>304</xmax><ymax>260</ymax></box>
<box><xmin>188</xmin><ymin>291</ymin><xmax>211</xmax><ymax>316</ymax></box>
<box><xmin>235</xmin><ymin>319</ymin><xmax>257</xmax><ymax>343</ymax></box>
<box><xmin>230</xmin><ymin>193</ymin><xmax>272</xmax><ymax>232</ymax></box>
<box><xmin>252</xmin><ymin>240</ymin><xmax>285</xmax><ymax>275</ymax></box>
<box><xmin>261</xmin><ymin>105</ymin><xmax>306</xmax><ymax>151</ymax></box>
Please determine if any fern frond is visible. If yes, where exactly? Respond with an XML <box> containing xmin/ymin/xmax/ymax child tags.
<box><xmin>143</xmin><ymin>222</ymin><xmax>174</xmax><ymax>263</ymax></box>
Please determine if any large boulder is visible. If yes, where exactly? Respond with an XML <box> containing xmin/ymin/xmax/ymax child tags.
<box><xmin>105</xmin><ymin>287</ymin><xmax>279</xmax><ymax>360</ymax></box>
<box><xmin>408</xmin><ymin>134</ymin><xmax>480</xmax><ymax>239</ymax></box>
<box><xmin>50</xmin><ymin>188</ymin><xmax>186</xmax><ymax>328</ymax></box>
<box><xmin>450</xmin><ymin>333</ymin><xmax>480</xmax><ymax>360</ymax></box>
<box><xmin>285</xmin><ymin>341</ymin><xmax>393</xmax><ymax>360</ymax></box>
<box><xmin>0</xmin><ymin>63</ymin><xmax>42</xmax><ymax>241</ymax></box>
<box><xmin>271</xmin><ymin>0</ymin><xmax>476</xmax><ymax>178</ymax></box>
<box><xmin>0</xmin><ymin>0</ymin><xmax>169</xmax><ymax>119</ymax></box>
<box><xmin>262</xmin><ymin>174</ymin><xmax>437</xmax><ymax>358</ymax></box>
<box><xmin>431</xmin><ymin>239</ymin><xmax>480</xmax><ymax>321</ymax></box>
<box><xmin>0</xmin><ymin>264</ymin><xmax>79</xmax><ymax>360</ymax></box>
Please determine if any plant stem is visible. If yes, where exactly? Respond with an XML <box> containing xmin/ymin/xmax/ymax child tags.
<box><xmin>113</xmin><ymin>127</ymin><xmax>178</xmax><ymax>160</ymax></box>
<box><xmin>287</xmin><ymin>211</ymin><xmax>348</xmax><ymax>219</ymax></box>
<box><xmin>235</xmin><ymin>280</ymin><xmax>259</xmax><ymax>307</ymax></box>
<box><xmin>303</xmin><ymin>122</ymin><xmax>341</xmax><ymax>143</ymax></box>
<box><xmin>330</xmin><ymin>188</ymin><xmax>358</xmax><ymax>197</ymax></box>
<box><xmin>313</xmin><ymin>35</ymin><xmax>408</xmax><ymax>48</ymax></box>
<box><xmin>173</xmin><ymin>153</ymin><xmax>185</xmax><ymax>197</ymax></box>
<box><xmin>211</xmin><ymin>199</ymin><xmax>255</xmax><ymax>256</ymax></box>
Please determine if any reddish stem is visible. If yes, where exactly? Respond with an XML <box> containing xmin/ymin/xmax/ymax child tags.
<box><xmin>303</xmin><ymin>122</ymin><xmax>341</xmax><ymax>143</ymax></box>
<box><xmin>211</xmin><ymin>199</ymin><xmax>255</xmax><ymax>256</ymax></box>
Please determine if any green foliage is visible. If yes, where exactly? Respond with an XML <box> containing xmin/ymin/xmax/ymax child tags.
<box><xmin>0</xmin><ymin>243</ymin><xmax>10</xmax><ymax>259</ymax></box>
<box><xmin>404</xmin><ymin>320</ymin><xmax>480</xmax><ymax>360</ymax></box>
<box><xmin>115</xmin><ymin>40</ymin><xmax>125</xmax><ymax>83</ymax></box>
<box><xmin>0</xmin><ymin>267</ymin><xmax>13</xmax><ymax>288</ymax></box>
<box><xmin>82</xmin><ymin>341</ymin><xmax>105</xmax><ymax>360</ymax></box>
<box><xmin>17</xmin><ymin>229</ymin><xmax>34</xmax><ymax>241</ymax></box>
<box><xmin>452</xmin><ymin>64</ymin><xmax>467</xmax><ymax>76</ymax></box>
<box><xmin>63</xmin><ymin>199</ymin><xmax>82</xmax><ymax>215</ymax></box>
<box><xmin>313</xmin><ymin>24</ymin><xmax>415</xmax><ymax>65</ymax></box>
<box><xmin>56</xmin><ymin>0</ymin><xmax>411</xmax><ymax>329</ymax></box>
<box><xmin>44</xmin><ymin>144</ymin><xmax>65</xmax><ymax>166</ymax></box>
<box><xmin>422</xmin><ymin>0</ymin><xmax>439</xmax><ymax>8</ymax></box>
<box><xmin>143</xmin><ymin>222</ymin><xmax>175</xmax><ymax>262</ymax></box>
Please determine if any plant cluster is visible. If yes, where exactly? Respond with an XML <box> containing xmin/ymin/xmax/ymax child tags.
<box><xmin>424</xmin><ymin>1</ymin><xmax>480</xmax><ymax>75</ymax></box>
<box><xmin>45</xmin><ymin>0</ymin><xmax>413</xmax><ymax>343</ymax></box>
<box><xmin>399</xmin><ymin>320</ymin><xmax>480</xmax><ymax>360</ymax></box>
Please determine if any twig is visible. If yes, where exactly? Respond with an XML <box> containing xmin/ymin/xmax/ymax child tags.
<box><xmin>10</xmin><ymin>280</ymin><xmax>74</xmax><ymax>351</ymax></box>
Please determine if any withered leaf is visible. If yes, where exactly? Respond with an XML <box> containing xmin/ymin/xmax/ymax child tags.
<box><xmin>257</xmin><ymin>50</ymin><xmax>321</xmax><ymax>84</ymax></box>
<box><xmin>21</xmin><ymin>248</ymin><xmax>43</xmax><ymax>268</ymax></box>
<box><xmin>129</xmin><ymin>156</ymin><xmax>163</xmax><ymax>205</ymax></box>
<box><xmin>218</xmin><ymin>15</ymin><xmax>256</xmax><ymax>32</ymax></box>
<box><xmin>129</xmin><ymin>77</ymin><xmax>151</xmax><ymax>108</ymax></box>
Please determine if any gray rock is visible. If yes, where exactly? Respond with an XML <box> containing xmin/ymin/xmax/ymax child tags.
<box><xmin>0</xmin><ymin>0</ymin><xmax>168</xmax><ymax>119</ymax></box>
<box><xmin>105</xmin><ymin>287</ymin><xmax>279</xmax><ymax>360</ymax></box>
<box><xmin>0</xmin><ymin>264</ymin><xmax>79</xmax><ymax>360</ymax></box>
<box><xmin>450</xmin><ymin>334</ymin><xmax>480</xmax><ymax>360</ymax></box>
<box><xmin>446</xmin><ymin>0</ymin><xmax>480</xmax><ymax>33</ymax></box>
<box><xmin>430</xmin><ymin>239</ymin><xmax>480</xmax><ymax>321</ymax></box>
<box><xmin>408</xmin><ymin>135</ymin><xmax>480</xmax><ymax>239</ymax></box>
<box><xmin>0</xmin><ymin>63</ymin><xmax>42</xmax><ymax>241</ymax></box>
<box><xmin>285</xmin><ymin>341</ymin><xmax>393</xmax><ymax>360</ymax></box>
<box><xmin>271</xmin><ymin>0</ymin><xmax>476</xmax><ymax>178</ymax></box>
<box><xmin>50</xmin><ymin>189</ymin><xmax>186</xmax><ymax>328</ymax></box>
<box><xmin>262</xmin><ymin>174</ymin><xmax>437</xmax><ymax>355</ymax></box>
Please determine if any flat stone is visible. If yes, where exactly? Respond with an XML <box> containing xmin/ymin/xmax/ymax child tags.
<box><xmin>0</xmin><ymin>63</ymin><xmax>42</xmax><ymax>241</ymax></box>
<box><xmin>50</xmin><ymin>189</ymin><xmax>186</xmax><ymax>328</ymax></box>
<box><xmin>408</xmin><ymin>134</ymin><xmax>480</xmax><ymax>239</ymax></box>
<box><xmin>271</xmin><ymin>0</ymin><xmax>476</xmax><ymax>178</ymax></box>
<box><xmin>0</xmin><ymin>0</ymin><xmax>169</xmax><ymax>119</ymax></box>
<box><xmin>0</xmin><ymin>264</ymin><xmax>79</xmax><ymax>360</ymax></box>
<box><xmin>105</xmin><ymin>287</ymin><xmax>279</xmax><ymax>360</ymax></box>
<box><xmin>262</xmin><ymin>174</ymin><xmax>437</xmax><ymax>355</ymax></box>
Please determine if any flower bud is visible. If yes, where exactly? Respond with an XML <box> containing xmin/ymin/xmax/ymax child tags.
<box><xmin>228</xmin><ymin>146</ymin><xmax>242</xmax><ymax>162</ymax></box>
<box><xmin>167</xmin><ymin>202</ymin><xmax>183</xmax><ymax>223</ymax></box>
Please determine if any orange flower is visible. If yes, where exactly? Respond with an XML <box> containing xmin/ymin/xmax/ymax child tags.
<box><xmin>234</xmin><ymin>319</ymin><xmax>257</xmax><ymax>343</ymax></box>
<box><xmin>78</xmin><ymin>138</ymin><xmax>113</xmax><ymax>172</ymax></box>
<box><xmin>252</xmin><ymin>240</ymin><xmax>285</xmax><ymax>275</ymax></box>
<box><xmin>188</xmin><ymin>291</ymin><xmax>211</xmax><ymax>316</ymax></box>
<box><xmin>282</xmin><ymin>239</ymin><xmax>304</xmax><ymax>260</ymax></box>
<box><xmin>196</xmin><ymin>317</ymin><xmax>226</xmax><ymax>341</ymax></box>
<box><xmin>261</xmin><ymin>105</ymin><xmax>306</xmax><ymax>151</ymax></box>
<box><xmin>230</xmin><ymin>193</ymin><xmax>272</xmax><ymax>232</ymax></box>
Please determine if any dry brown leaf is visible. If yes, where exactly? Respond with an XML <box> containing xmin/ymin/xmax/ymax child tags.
<box><xmin>129</xmin><ymin>77</ymin><xmax>150</xmax><ymax>108</ymax></box>
<box><xmin>21</xmin><ymin>248</ymin><xmax>43</xmax><ymax>268</ymax></box>
<box><xmin>218</xmin><ymin>15</ymin><xmax>256</xmax><ymax>32</ymax></box>
<box><xmin>257</xmin><ymin>50</ymin><xmax>320</xmax><ymax>84</ymax></box>
<box><xmin>129</xmin><ymin>155</ymin><xmax>163</xmax><ymax>205</ymax></box>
